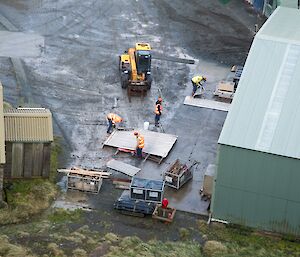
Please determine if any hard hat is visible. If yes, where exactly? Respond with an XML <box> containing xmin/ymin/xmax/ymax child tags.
<box><xmin>203</xmin><ymin>76</ymin><xmax>207</xmax><ymax>81</ymax></box>
<box><xmin>158</xmin><ymin>97</ymin><xmax>163</xmax><ymax>102</ymax></box>
<box><xmin>134</xmin><ymin>131</ymin><xmax>139</xmax><ymax>136</ymax></box>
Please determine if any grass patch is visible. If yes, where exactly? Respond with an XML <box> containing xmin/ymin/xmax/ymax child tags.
<box><xmin>0</xmin><ymin>137</ymin><xmax>61</xmax><ymax>225</ymax></box>
<box><xmin>103</xmin><ymin>236</ymin><xmax>202</xmax><ymax>257</ymax></box>
<box><xmin>0</xmin><ymin>235</ymin><xmax>34</xmax><ymax>257</ymax></box>
<box><xmin>197</xmin><ymin>220</ymin><xmax>300</xmax><ymax>257</ymax></box>
<box><xmin>47</xmin><ymin>208</ymin><xmax>83</xmax><ymax>223</ymax></box>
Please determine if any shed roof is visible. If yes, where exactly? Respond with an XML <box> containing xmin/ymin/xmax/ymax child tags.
<box><xmin>4</xmin><ymin>108</ymin><xmax>53</xmax><ymax>142</ymax></box>
<box><xmin>218</xmin><ymin>7</ymin><xmax>300</xmax><ymax>159</ymax></box>
<box><xmin>0</xmin><ymin>85</ymin><xmax>5</xmax><ymax>164</ymax></box>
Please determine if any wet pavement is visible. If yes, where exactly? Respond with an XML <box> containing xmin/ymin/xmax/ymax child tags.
<box><xmin>0</xmin><ymin>0</ymin><xmax>264</xmax><ymax>216</ymax></box>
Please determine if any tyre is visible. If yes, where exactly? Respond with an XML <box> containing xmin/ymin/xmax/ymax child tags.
<box><xmin>121</xmin><ymin>73</ymin><xmax>129</xmax><ymax>89</ymax></box>
<box><xmin>146</xmin><ymin>74</ymin><xmax>152</xmax><ymax>90</ymax></box>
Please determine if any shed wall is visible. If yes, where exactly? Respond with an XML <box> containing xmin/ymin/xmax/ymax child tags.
<box><xmin>4</xmin><ymin>142</ymin><xmax>51</xmax><ymax>179</ymax></box>
<box><xmin>212</xmin><ymin>144</ymin><xmax>300</xmax><ymax>235</ymax></box>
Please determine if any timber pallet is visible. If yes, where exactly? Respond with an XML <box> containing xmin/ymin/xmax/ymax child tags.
<box><xmin>152</xmin><ymin>204</ymin><xmax>176</xmax><ymax>223</ymax></box>
<box><xmin>57</xmin><ymin>167</ymin><xmax>111</xmax><ymax>193</ymax></box>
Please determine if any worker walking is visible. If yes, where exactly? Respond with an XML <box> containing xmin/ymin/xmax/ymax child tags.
<box><xmin>106</xmin><ymin>113</ymin><xmax>123</xmax><ymax>134</ymax></box>
<box><xmin>134</xmin><ymin>131</ymin><xmax>144</xmax><ymax>158</ymax></box>
<box><xmin>191</xmin><ymin>75</ymin><xmax>207</xmax><ymax>97</ymax></box>
<box><xmin>154</xmin><ymin>97</ymin><xmax>163</xmax><ymax>127</ymax></box>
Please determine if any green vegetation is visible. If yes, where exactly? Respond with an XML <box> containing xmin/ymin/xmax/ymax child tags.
<box><xmin>0</xmin><ymin>137</ymin><xmax>61</xmax><ymax>225</ymax></box>
<box><xmin>104</xmin><ymin>235</ymin><xmax>202</xmax><ymax>257</ymax></box>
<box><xmin>0</xmin><ymin>179</ymin><xmax>57</xmax><ymax>224</ymax></box>
<box><xmin>0</xmin><ymin>235</ymin><xmax>33</xmax><ymax>257</ymax></box>
<box><xmin>197</xmin><ymin>220</ymin><xmax>300</xmax><ymax>257</ymax></box>
<box><xmin>48</xmin><ymin>208</ymin><xmax>83</xmax><ymax>223</ymax></box>
<box><xmin>0</xmin><ymin>134</ymin><xmax>298</xmax><ymax>256</ymax></box>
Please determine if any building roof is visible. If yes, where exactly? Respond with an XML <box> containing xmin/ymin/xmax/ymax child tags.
<box><xmin>218</xmin><ymin>7</ymin><xmax>300</xmax><ymax>159</ymax></box>
<box><xmin>0</xmin><ymin>85</ymin><xmax>5</xmax><ymax>164</ymax></box>
<box><xmin>4</xmin><ymin>108</ymin><xmax>53</xmax><ymax>142</ymax></box>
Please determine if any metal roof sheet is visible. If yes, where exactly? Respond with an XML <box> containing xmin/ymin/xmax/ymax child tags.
<box><xmin>257</xmin><ymin>7</ymin><xmax>300</xmax><ymax>45</ymax></box>
<box><xmin>4</xmin><ymin>108</ymin><xmax>53</xmax><ymax>142</ymax></box>
<box><xmin>0</xmin><ymin>85</ymin><xmax>5</xmax><ymax>164</ymax></box>
<box><xmin>218</xmin><ymin>7</ymin><xmax>300</xmax><ymax>159</ymax></box>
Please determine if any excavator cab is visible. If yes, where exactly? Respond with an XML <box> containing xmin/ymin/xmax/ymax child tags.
<box><xmin>135</xmin><ymin>44</ymin><xmax>151</xmax><ymax>74</ymax></box>
<box><xmin>119</xmin><ymin>43</ymin><xmax>152</xmax><ymax>90</ymax></box>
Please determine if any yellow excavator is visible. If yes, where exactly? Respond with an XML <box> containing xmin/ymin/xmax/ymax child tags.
<box><xmin>119</xmin><ymin>43</ymin><xmax>152</xmax><ymax>89</ymax></box>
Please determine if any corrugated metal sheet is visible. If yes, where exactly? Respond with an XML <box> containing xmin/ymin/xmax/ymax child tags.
<box><xmin>218</xmin><ymin>7</ymin><xmax>300</xmax><ymax>160</ymax></box>
<box><xmin>212</xmin><ymin>145</ymin><xmax>300</xmax><ymax>235</ymax></box>
<box><xmin>4</xmin><ymin>108</ymin><xmax>53</xmax><ymax>142</ymax></box>
<box><xmin>0</xmin><ymin>85</ymin><xmax>5</xmax><ymax>164</ymax></box>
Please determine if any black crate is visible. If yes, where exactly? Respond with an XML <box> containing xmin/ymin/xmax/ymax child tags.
<box><xmin>130</xmin><ymin>177</ymin><xmax>164</xmax><ymax>203</ymax></box>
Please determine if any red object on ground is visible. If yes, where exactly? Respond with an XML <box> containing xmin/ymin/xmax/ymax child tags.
<box><xmin>162</xmin><ymin>198</ymin><xmax>169</xmax><ymax>209</ymax></box>
<box><xmin>118</xmin><ymin>148</ymin><xmax>135</xmax><ymax>153</ymax></box>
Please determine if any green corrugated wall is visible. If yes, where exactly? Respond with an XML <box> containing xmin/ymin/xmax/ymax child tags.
<box><xmin>212</xmin><ymin>144</ymin><xmax>300</xmax><ymax>235</ymax></box>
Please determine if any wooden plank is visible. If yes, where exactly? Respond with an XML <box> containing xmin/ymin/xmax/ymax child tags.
<box><xmin>115</xmin><ymin>185</ymin><xmax>130</xmax><ymax>190</ymax></box>
<box><xmin>104</xmin><ymin>130</ymin><xmax>177</xmax><ymax>158</ymax></box>
<box><xmin>11</xmin><ymin>143</ymin><xmax>24</xmax><ymax>178</ymax></box>
<box><xmin>106</xmin><ymin>159</ymin><xmax>140</xmax><ymax>177</ymax></box>
<box><xmin>32</xmin><ymin>143</ymin><xmax>43</xmax><ymax>177</ymax></box>
<box><xmin>4</xmin><ymin>142</ymin><xmax>12</xmax><ymax>179</ymax></box>
<box><xmin>113</xmin><ymin>181</ymin><xmax>131</xmax><ymax>186</ymax></box>
<box><xmin>42</xmin><ymin>143</ymin><xmax>51</xmax><ymax>177</ymax></box>
<box><xmin>23</xmin><ymin>143</ymin><xmax>33</xmax><ymax>178</ymax></box>
<box><xmin>184</xmin><ymin>96</ymin><xmax>230</xmax><ymax>112</ymax></box>
<box><xmin>58</xmin><ymin>168</ymin><xmax>111</xmax><ymax>178</ymax></box>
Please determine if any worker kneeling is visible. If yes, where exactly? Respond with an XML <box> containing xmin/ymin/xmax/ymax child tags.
<box><xmin>191</xmin><ymin>75</ymin><xmax>206</xmax><ymax>97</ymax></box>
<box><xmin>134</xmin><ymin>131</ymin><xmax>144</xmax><ymax>158</ymax></box>
<box><xmin>107</xmin><ymin>113</ymin><xmax>123</xmax><ymax>134</ymax></box>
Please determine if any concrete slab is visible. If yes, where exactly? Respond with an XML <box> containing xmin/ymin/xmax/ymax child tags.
<box><xmin>106</xmin><ymin>159</ymin><xmax>141</xmax><ymax>177</ymax></box>
<box><xmin>184</xmin><ymin>96</ymin><xmax>231</xmax><ymax>112</ymax></box>
<box><xmin>133</xmin><ymin>103</ymin><xmax>227</xmax><ymax>215</ymax></box>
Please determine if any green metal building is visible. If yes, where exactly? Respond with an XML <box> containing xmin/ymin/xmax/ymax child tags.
<box><xmin>211</xmin><ymin>7</ymin><xmax>300</xmax><ymax>235</ymax></box>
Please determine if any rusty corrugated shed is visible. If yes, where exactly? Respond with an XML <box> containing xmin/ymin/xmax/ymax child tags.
<box><xmin>4</xmin><ymin>108</ymin><xmax>53</xmax><ymax>142</ymax></box>
<box><xmin>0</xmin><ymin>84</ymin><xmax>5</xmax><ymax>164</ymax></box>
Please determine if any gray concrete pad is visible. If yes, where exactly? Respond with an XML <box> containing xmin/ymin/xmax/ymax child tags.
<box><xmin>132</xmin><ymin>102</ymin><xmax>227</xmax><ymax>215</ymax></box>
<box><xmin>0</xmin><ymin>31</ymin><xmax>44</xmax><ymax>58</ymax></box>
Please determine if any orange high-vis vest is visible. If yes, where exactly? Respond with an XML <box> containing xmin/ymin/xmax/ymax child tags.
<box><xmin>107</xmin><ymin>113</ymin><xmax>122</xmax><ymax>123</ymax></box>
<box><xmin>137</xmin><ymin>135</ymin><xmax>145</xmax><ymax>149</ymax></box>
<box><xmin>155</xmin><ymin>103</ymin><xmax>163</xmax><ymax>115</ymax></box>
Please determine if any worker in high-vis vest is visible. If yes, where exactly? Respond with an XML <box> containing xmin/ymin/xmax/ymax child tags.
<box><xmin>107</xmin><ymin>113</ymin><xmax>123</xmax><ymax>134</ymax></box>
<box><xmin>154</xmin><ymin>97</ymin><xmax>163</xmax><ymax>127</ymax></box>
<box><xmin>134</xmin><ymin>131</ymin><xmax>144</xmax><ymax>158</ymax></box>
<box><xmin>191</xmin><ymin>75</ymin><xmax>207</xmax><ymax>97</ymax></box>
